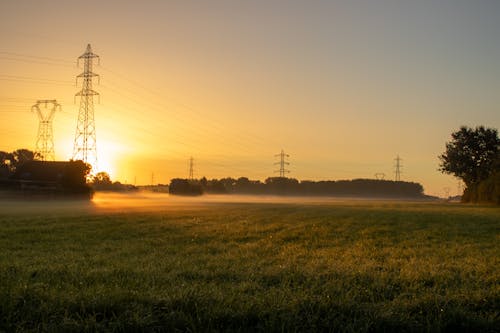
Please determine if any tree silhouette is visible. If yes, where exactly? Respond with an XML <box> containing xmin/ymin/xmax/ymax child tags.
<box><xmin>0</xmin><ymin>151</ymin><xmax>13</xmax><ymax>177</ymax></box>
<box><xmin>61</xmin><ymin>160</ymin><xmax>92</xmax><ymax>189</ymax></box>
<box><xmin>439</xmin><ymin>126</ymin><xmax>499</xmax><ymax>186</ymax></box>
<box><xmin>11</xmin><ymin>149</ymin><xmax>41</xmax><ymax>171</ymax></box>
<box><xmin>92</xmin><ymin>172</ymin><xmax>112</xmax><ymax>186</ymax></box>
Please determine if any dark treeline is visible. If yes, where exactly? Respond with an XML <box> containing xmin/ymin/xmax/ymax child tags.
<box><xmin>169</xmin><ymin>177</ymin><xmax>426</xmax><ymax>198</ymax></box>
<box><xmin>1</xmin><ymin>149</ymin><xmax>93</xmax><ymax>199</ymax></box>
<box><xmin>91</xmin><ymin>172</ymin><xmax>138</xmax><ymax>192</ymax></box>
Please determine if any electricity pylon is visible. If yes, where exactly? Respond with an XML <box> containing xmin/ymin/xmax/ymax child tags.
<box><xmin>32</xmin><ymin>100</ymin><xmax>61</xmax><ymax>161</ymax></box>
<box><xmin>274</xmin><ymin>149</ymin><xmax>290</xmax><ymax>178</ymax></box>
<box><xmin>73</xmin><ymin>44</ymin><xmax>100</xmax><ymax>171</ymax></box>
<box><xmin>394</xmin><ymin>155</ymin><xmax>403</xmax><ymax>181</ymax></box>
<box><xmin>189</xmin><ymin>157</ymin><xmax>194</xmax><ymax>180</ymax></box>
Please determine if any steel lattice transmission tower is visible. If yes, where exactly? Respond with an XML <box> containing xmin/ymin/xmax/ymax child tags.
<box><xmin>73</xmin><ymin>44</ymin><xmax>100</xmax><ymax>170</ymax></box>
<box><xmin>188</xmin><ymin>157</ymin><xmax>194</xmax><ymax>180</ymax></box>
<box><xmin>32</xmin><ymin>100</ymin><xmax>61</xmax><ymax>161</ymax></box>
<box><xmin>394</xmin><ymin>154</ymin><xmax>403</xmax><ymax>181</ymax></box>
<box><xmin>274</xmin><ymin>149</ymin><xmax>290</xmax><ymax>178</ymax></box>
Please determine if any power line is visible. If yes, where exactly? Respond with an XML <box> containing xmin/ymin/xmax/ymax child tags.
<box><xmin>0</xmin><ymin>74</ymin><xmax>72</xmax><ymax>84</ymax></box>
<box><xmin>0</xmin><ymin>51</ymin><xmax>75</xmax><ymax>66</ymax></box>
<box><xmin>0</xmin><ymin>49</ymin><xmax>287</xmax><ymax>179</ymax></box>
<box><xmin>189</xmin><ymin>156</ymin><xmax>194</xmax><ymax>180</ymax></box>
<box><xmin>32</xmin><ymin>99</ymin><xmax>61</xmax><ymax>161</ymax></box>
<box><xmin>1</xmin><ymin>49</ymin><xmax>274</xmax><ymax>154</ymax></box>
<box><xmin>99</xmin><ymin>65</ymin><xmax>270</xmax><ymax>147</ymax></box>
<box><xmin>274</xmin><ymin>149</ymin><xmax>290</xmax><ymax>178</ymax></box>
<box><xmin>0</xmin><ymin>55</ymin><xmax>74</xmax><ymax>68</ymax></box>
<box><xmin>394</xmin><ymin>154</ymin><xmax>403</xmax><ymax>181</ymax></box>
<box><xmin>73</xmin><ymin>44</ymin><xmax>100</xmax><ymax>171</ymax></box>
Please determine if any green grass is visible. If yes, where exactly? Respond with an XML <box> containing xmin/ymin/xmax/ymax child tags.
<box><xmin>0</xmin><ymin>200</ymin><xmax>499</xmax><ymax>332</ymax></box>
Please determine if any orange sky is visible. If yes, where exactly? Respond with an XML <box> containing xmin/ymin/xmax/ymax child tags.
<box><xmin>1</xmin><ymin>1</ymin><xmax>499</xmax><ymax>197</ymax></box>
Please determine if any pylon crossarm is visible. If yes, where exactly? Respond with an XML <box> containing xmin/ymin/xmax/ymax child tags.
<box><xmin>75</xmin><ymin>89</ymin><xmax>100</xmax><ymax>97</ymax></box>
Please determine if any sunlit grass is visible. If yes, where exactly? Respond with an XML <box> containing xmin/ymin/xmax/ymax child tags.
<box><xmin>0</xmin><ymin>201</ymin><xmax>498</xmax><ymax>331</ymax></box>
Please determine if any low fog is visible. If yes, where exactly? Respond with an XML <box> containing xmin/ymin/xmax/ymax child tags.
<box><xmin>0</xmin><ymin>191</ymin><xmax>400</xmax><ymax>216</ymax></box>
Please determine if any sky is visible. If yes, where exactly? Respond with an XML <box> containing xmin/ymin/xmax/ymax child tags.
<box><xmin>1</xmin><ymin>0</ymin><xmax>499</xmax><ymax>197</ymax></box>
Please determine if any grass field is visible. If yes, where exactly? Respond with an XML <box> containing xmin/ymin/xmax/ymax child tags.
<box><xmin>0</xmin><ymin>195</ymin><xmax>499</xmax><ymax>332</ymax></box>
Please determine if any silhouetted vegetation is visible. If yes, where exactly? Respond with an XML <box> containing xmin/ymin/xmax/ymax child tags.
<box><xmin>170</xmin><ymin>177</ymin><xmax>426</xmax><ymax>198</ymax></box>
<box><xmin>91</xmin><ymin>171</ymin><xmax>138</xmax><ymax>192</ymax></box>
<box><xmin>169</xmin><ymin>178</ymin><xmax>203</xmax><ymax>196</ymax></box>
<box><xmin>462</xmin><ymin>170</ymin><xmax>500</xmax><ymax>205</ymax></box>
<box><xmin>0</xmin><ymin>149</ymin><xmax>93</xmax><ymax>199</ymax></box>
<box><xmin>439</xmin><ymin>126</ymin><xmax>499</xmax><ymax>204</ymax></box>
<box><xmin>0</xmin><ymin>148</ymin><xmax>41</xmax><ymax>178</ymax></box>
<box><xmin>4</xmin><ymin>160</ymin><xmax>93</xmax><ymax>198</ymax></box>
<box><xmin>58</xmin><ymin>160</ymin><xmax>92</xmax><ymax>196</ymax></box>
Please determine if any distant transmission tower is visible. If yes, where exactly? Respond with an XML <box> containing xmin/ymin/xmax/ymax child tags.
<box><xmin>274</xmin><ymin>149</ymin><xmax>290</xmax><ymax>178</ymax></box>
<box><xmin>374</xmin><ymin>172</ymin><xmax>385</xmax><ymax>180</ymax></box>
<box><xmin>188</xmin><ymin>157</ymin><xmax>194</xmax><ymax>180</ymax></box>
<box><xmin>32</xmin><ymin>100</ymin><xmax>61</xmax><ymax>161</ymax></box>
<box><xmin>394</xmin><ymin>155</ymin><xmax>403</xmax><ymax>181</ymax></box>
<box><xmin>73</xmin><ymin>44</ymin><xmax>100</xmax><ymax>170</ymax></box>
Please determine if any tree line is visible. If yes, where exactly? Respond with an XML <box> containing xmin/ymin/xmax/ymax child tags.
<box><xmin>2</xmin><ymin>125</ymin><xmax>498</xmax><ymax>203</ymax></box>
<box><xmin>169</xmin><ymin>177</ymin><xmax>426</xmax><ymax>198</ymax></box>
<box><xmin>0</xmin><ymin>148</ymin><xmax>92</xmax><ymax>198</ymax></box>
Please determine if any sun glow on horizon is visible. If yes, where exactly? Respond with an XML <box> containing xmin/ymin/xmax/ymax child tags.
<box><xmin>1</xmin><ymin>1</ymin><xmax>499</xmax><ymax>196</ymax></box>
<box><xmin>55</xmin><ymin>132</ymin><xmax>122</xmax><ymax>179</ymax></box>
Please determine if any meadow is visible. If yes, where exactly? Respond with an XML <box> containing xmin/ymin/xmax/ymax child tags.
<box><xmin>0</xmin><ymin>195</ymin><xmax>498</xmax><ymax>332</ymax></box>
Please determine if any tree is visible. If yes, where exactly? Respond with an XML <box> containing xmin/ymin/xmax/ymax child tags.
<box><xmin>169</xmin><ymin>178</ymin><xmax>203</xmax><ymax>196</ymax></box>
<box><xmin>11</xmin><ymin>149</ymin><xmax>41</xmax><ymax>171</ymax></box>
<box><xmin>439</xmin><ymin>126</ymin><xmax>499</xmax><ymax>186</ymax></box>
<box><xmin>0</xmin><ymin>151</ymin><xmax>12</xmax><ymax>164</ymax></box>
<box><xmin>0</xmin><ymin>151</ymin><xmax>13</xmax><ymax>177</ymax></box>
<box><xmin>92</xmin><ymin>172</ymin><xmax>112</xmax><ymax>186</ymax></box>
<box><xmin>61</xmin><ymin>160</ymin><xmax>92</xmax><ymax>189</ymax></box>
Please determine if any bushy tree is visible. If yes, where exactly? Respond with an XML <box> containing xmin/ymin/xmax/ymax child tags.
<box><xmin>0</xmin><ymin>149</ymin><xmax>40</xmax><ymax>176</ymax></box>
<box><xmin>92</xmin><ymin>172</ymin><xmax>112</xmax><ymax>186</ymax></box>
<box><xmin>169</xmin><ymin>178</ymin><xmax>203</xmax><ymax>196</ymax></box>
<box><xmin>11</xmin><ymin>149</ymin><xmax>41</xmax><ymax>170</ymax></box>
<box><xmin>0</xmin><ymin>151</ymin><xmax>13</xmax><ymax>177</ymax></box>
<box><xmin>61</xmin><ymin>160</ymin><xmax>92</xmax><ymax>188</ymax></box>
<box><xmin>439</xmin><ymin>126</ymin><xmax>499</xmax><ymax>186</ymax></box>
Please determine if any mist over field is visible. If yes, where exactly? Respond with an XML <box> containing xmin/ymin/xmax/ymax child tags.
<box><xmin>0</xmin><ymin>195</ymin><xmax>498</xmax><ymax>331</ymax></box>
<box><xmin>0</xmin><ymin>191</ymin><xmax>438</xmax><ymax>216</ymax></box>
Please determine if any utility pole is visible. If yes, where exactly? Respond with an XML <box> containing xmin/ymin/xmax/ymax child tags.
<box><xmin>188</xmin><ymin>156</ymin><xmax>194</xmax><ymax>180</ymax></box>
<box><xmin>274</xmin><ymin>149</ymin><xmax>290</xmax><ymax>178</ymax></box>
<box><xmin>151</xmin><ymin>172</ymin><xmax>155</xmax><ymax>186</ymax></box>
<box><xmin>73</xmin><ymin>44</ymin><xmax>100</xmax><ymax>171</ymax></box>
<box><xmin>394</xmin><ymin>155</ymin><xmax>402</xmax><ymax>181</ymax></box>
<box><xmin>32</xmin><ymin>100</ymin><xmax>61</xmax><ymax>161</ymax></box>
